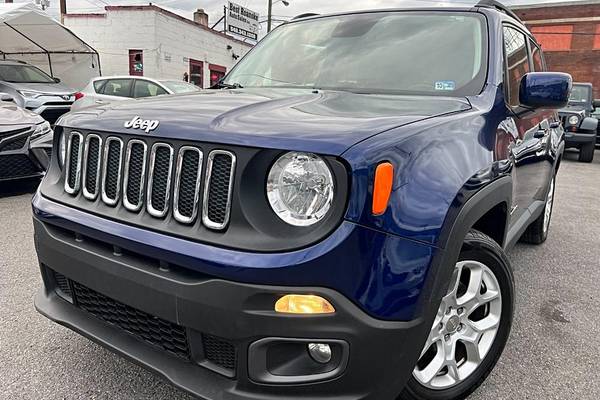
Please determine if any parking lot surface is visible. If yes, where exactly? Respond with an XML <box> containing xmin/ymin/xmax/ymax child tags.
<box><xmin>1</xmin><ymin>150</ymin><xmax>599</xmax><ymax>400</ymax></box>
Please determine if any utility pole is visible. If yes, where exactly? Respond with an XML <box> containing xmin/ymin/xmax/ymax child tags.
<box><xmin>267</xmin><ymin>0</ymin><xmax>273</xmax><ymax>33</ymax></box>
<box><xmin>60</xmin><ymin>0</ymin><xmax>67</xmax><ymax>23</ymax></box>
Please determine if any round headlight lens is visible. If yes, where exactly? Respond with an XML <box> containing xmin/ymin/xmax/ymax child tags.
<box><xmin>267</xmin><ymin>152</ymin><xmax>334</xmax><ymax>226</ymax></box>
<box><xmin>58</xmin><ymin>131</ymin><xmax>67</xmax><ymax>168</ymax></box>
<box><xmin>568</xmin><ymin>115</ymin><xmax>579</xmax><ymax>125</ymax></box>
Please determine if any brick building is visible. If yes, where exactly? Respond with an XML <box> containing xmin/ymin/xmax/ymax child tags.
<box><xmin>64</xmin><ymin>6</ymin><xmax>252</xmax><ymax>89</ymax></box>
<box><xmin>513</xmin><ymin>0</ymin><xmax>600</xmax><ymax>99</ymax></box>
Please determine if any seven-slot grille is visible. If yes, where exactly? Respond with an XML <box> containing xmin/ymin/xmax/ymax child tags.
<box><xmin>63</xmin><ymin>132</ymin><xmax>236</xmax><ymax>230</ymax></box>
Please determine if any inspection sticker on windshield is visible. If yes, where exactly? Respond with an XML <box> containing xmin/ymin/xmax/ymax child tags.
<box><xmin>434</xmin><ymin>81</ymin><xmax>456</xmax><ymax>91</ymax></box>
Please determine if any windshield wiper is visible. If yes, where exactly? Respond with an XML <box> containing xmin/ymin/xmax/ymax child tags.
<box><xmin>213</xmin><ymin>81</ymin><xmax>244</xmax><ymax>89</ymax></box>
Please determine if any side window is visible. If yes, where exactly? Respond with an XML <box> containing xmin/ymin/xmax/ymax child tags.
<box><xmin>530</xmin><ymin>41</ymin><xmax>545</xmax><ymax>72</ymax></box>
<box><xmin>93</xmin><ymin>80</ymin><xmax>107</xmax><ymax>94</ymax></box>
<box><xmin>102</xmin><ymin>79</ymin><xmax>133</xmax><ymax>97</ymax></box>
<box><xmin>503</xmin><ymin>26</ymin><xmax>530</xmax><ymax>107</ymax></box>
<box><xmin>133</xmin><ymin>80</ymin><xmax>168</xmax><ymax>98</ymax></box>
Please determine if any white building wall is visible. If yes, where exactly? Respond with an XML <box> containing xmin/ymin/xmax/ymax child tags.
<box><xmin>64</xmin><ymin>7</ymin><xmax>252</xmax><ymax>88</ymax></box>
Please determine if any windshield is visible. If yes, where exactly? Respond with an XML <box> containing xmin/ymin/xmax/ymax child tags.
<box><xmin>0</xmin><ymin>64</ymin><xmax>55</xmax><ymax>83</ymax></box>
<box><xmin>569</xmin><ymin>85</ymin><xmax>591</xmax><ymax>104</ymax></box>
<box><xmin>160</xmin><ymin>81</ymin><xmax>201</xmax><ymax>93</ymax></box>
<box><xmin>225</xmin><ymin>12</ymin><xmax>487</xmax><ymax>96</ymax></box>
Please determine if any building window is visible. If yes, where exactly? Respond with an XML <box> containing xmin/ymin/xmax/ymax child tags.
<box><xmin>530</xmin><ymin>25</ymin><xmax>574</xmax><ymax>52</ymax></box>
<box><xmin>129</xmin><ymin>50</ymin><xmax>144</xmax><ymax>76</ymax></box>
<box><xmin>189</xmin><ymin>59</ymin><xmax>204</xmax><ymax>88</ymax></box>
<box><xmin>209</xmin><ymin>64</ymin><xmax>227</xmax><ymax>87</ymax></box>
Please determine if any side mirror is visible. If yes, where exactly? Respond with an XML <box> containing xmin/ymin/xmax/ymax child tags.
<box><xmin>519</xmin><ymin>72</ymin><xmax>572</xmax><ymax>109</ymax></box>
<box><xmin>0</xmin><ymin>92</ymin><xmax>15</xmax><ymax>102</ymax></box>
<box><xmin>53</xmin><ymin>77</ymin><xmax>61</xmax><ymax>83</ymax></box>
<box><xmin>593</xmin><ymin>99</ymin><xmax>600</xmax><ymax>109</ymax></box>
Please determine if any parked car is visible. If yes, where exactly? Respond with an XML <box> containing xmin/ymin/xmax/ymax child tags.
<box><xmin>71</xmin><ymin>76</ymin><xmax>201</xmax><ymax>110</ymax></box>
<box><xmin>558</xmin><ymin>82</ymin><xmax>599</xmax><ymax>162</ymax></box>
<box><xmin>33</xmin><ymin>2</ymin><xmax>570</xmax><ymax>400</ymax></box>
<box><xmin>0</xmin><ymin>93</ymin><xmax>53</xmax><ymax>182</ymax></box>
<box><xmin>0</xmin><ymin>60</ymin><xmax>76</xmax><ymax>124</ymax></box>
<box><xmin>591</xmin><ymin>103</ymin><xmax>600</xmax><ymax>146</ymax></box>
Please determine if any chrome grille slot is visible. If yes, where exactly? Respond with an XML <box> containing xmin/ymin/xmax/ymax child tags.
<box><xmin>173</xmin><ymin>146</ymin><xmax>203</xmax><ymax>224</ymax></box>
<box><xmin>123</xmin><ymin>140</ymin><xmax>148</xmax><ymax>212</ymax></box>
<box><xmin>82</xmin><ymin>134</ymin><xmax>102</xmax><ymax>200</ymax></box>
<box><xmin>147</xmin><ymin>143</ymin><xmax>174</xmax><ymax>218</ymax></box>
<box><xmin>101</xmin><ymin>137</ymin><xmax>124</xmax><ymax>206</ymax></box>
<box><xmin>64</xmin><ymin>132</ymin><xmax>83</xmax><ymax>195</ymax></box>
<box><xmin>203</xmin><ymin>150</ymin><xmax>236</xmax><ymax>230</ymax></box>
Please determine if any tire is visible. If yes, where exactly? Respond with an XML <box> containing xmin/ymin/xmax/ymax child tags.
<box><xmin>399</xmin><ymin>230</ymin><xmax>514</xmax><ymax>400</ymax></box>
<box><xmin>521</xmin><ymin>174</ymin><xmax>555</xmax><ymax>245</ymax></box>
<box><xmin>579</xmin><ymin>142</ymin><xmax>594</xmax><ymax>163</ymax></box>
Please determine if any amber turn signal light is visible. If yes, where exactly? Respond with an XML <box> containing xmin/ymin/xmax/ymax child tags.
<box><xmin>372</xmin><ymin>162</ymin><xmax>394</xmax><ymax>216</ymax></box>
<box><xmin>275</xmin><ymin>295</ymin><xmax>335</xmax><ymax>314</ymax></box>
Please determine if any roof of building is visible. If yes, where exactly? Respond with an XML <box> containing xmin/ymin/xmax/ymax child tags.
<box><xmin>64</xmin><ymin>4</ymin><xmax>253</xmax><ymax>48</ymax></box>
<box><xmin>511</xmin><ymin>0</ymin><xmax>600</xmax><ymax>10</ymax></box>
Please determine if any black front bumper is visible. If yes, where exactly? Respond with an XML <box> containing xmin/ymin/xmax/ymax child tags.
<box><xmin>564</xmin><ymin>131</ymin><xmax>596</xmax><ymax>148</ymax></box>
<box><xmin>33</xmin><ymin>217</ymin><xmax>428</xmax><ymax>400</ymax></box>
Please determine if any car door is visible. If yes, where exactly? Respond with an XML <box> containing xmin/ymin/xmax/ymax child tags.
<box><xmin>94</xmin><ymin>78</ymin><xmax>134</xmax><ymax>106</ymax></box>
<box><xmin>502</xmin><ymin>25</ymin><xmax>553</xmax><ymax>225</ymax></box>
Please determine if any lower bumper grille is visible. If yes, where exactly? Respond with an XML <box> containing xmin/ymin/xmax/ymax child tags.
<box><xmin>0</xmin><ymin>154</ymin><xmax>41</xmax><ymax>179</ymax></box>
<box><xmin>50</xmin><ymin>270</ymin><xmax>237</xmax><ymax>374</ymax></box>
<box><xmin>72</xmin><ymin>280</ymin><xmax>191</xmax><ymax>360</ymax></box>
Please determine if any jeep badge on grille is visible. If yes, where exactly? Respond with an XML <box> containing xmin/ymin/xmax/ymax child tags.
<box><xmin>124</xmin><ymin>116</ymin><xmax>160</xmax><ymax>133</ymax></box>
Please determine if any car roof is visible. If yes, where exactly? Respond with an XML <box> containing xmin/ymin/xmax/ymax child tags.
<box><xmin>0</xmin><ymin>60</ymin><xmax>30</xmax><ymax>65</ymax></box>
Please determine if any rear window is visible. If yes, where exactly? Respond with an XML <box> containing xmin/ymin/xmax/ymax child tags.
<box><xmin>93</xmin><ymin>80</ymin><xmax>107</xmax><ymax>93</ymax></box>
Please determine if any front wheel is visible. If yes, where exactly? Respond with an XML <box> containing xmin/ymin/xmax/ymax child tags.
<box><xmin>579</xmin><ymin>142</ymin><xmax>595</xmax><ymax>163</ymax></box>
<box><xmin>399</xmin><ymin>230</ymin><xmax>514</xmax><ymax>400</ymax></box>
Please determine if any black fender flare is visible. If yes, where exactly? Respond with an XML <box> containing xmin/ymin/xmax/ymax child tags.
<box><xmin>412</xmin><ymin>175</ymin><xmax>513</xmax><ymax>338</ymax></box>
<box><xmin>580</xmin><ymin>117</ymin><xmax>598</xmax><ymax>132</ymax></box>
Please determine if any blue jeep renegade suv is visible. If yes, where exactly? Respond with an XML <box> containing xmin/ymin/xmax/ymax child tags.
<box><xmin>33</xmin><ymin>1</ymin><xmax>571</xmax><ymax>399</ymax></box>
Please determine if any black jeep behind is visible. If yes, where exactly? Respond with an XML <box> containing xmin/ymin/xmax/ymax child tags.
<box><xmin>559</xmin><ymin>82</ymin><xmax>599</xmax><ymax>162</ymax></box>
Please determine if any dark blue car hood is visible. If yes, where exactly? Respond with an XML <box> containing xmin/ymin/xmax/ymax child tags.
<box><xmin>60</xmin><ymin>88</ymin><xmax>471</xmax><ymax>155</ymax></box>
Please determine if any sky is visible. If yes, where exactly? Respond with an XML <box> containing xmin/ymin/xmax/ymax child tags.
<box><xmin>11</xmin><ymin>0</ymin><xmax>594</xmax><ymax>32</ymax></box>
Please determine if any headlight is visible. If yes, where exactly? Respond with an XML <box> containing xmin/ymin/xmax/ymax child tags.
<box><xmin>267</xmin><ymin>152</ymin><xmax>334</xmax><ymax>226</ymax></box>
<box><xmin>32</xmin><ymin>121</ymin><xmax>52</xmax><ymax>138</ymax></box>
<box><xmin>58</xmin><ymin>131</ymin><xmax>67</xmax><ymax>168</ymax></box>
<box><xmin>568</xmin><ymin>115</ymin><xmax>580</xmax><ymax>125</ymax></box>
<box><xmin>17</xmin><ymin>90</ymin><xmax>42</xmax><ymax>99</ymax></box>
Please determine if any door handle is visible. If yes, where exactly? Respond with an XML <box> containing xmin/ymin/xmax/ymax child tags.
<box><xmin>534</xmin><ymin>130</ymin><xmax>547</xmax><ymax>139</ymax></box>
<box><xmin>95</xmin><ymin>100</ymin><xmax>104</xmax><ymax>104</ymax></box>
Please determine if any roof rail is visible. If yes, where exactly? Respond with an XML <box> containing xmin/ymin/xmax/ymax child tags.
<box><xmin>292</xmin><ymin>13</ymin><xmax>320</xmax><ymax>20</ymax></box>
<box><xmin>475</xmin><ymin>0</ymin><xmax>523</xmax><ymax>23</ymax></box>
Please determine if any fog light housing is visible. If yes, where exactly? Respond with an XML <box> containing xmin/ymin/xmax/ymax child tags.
<box><xmin>307</xmin><ymin>343</ymin><xmax>332</xmax><ymax>364</ymax></box>
<box><xmin>275</xmin><ymin>294</ymin><xmax>335</xmax><ymax>314</ymax></box>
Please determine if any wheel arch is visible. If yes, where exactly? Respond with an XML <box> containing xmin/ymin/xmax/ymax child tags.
<box><xmin>413</xmin><ymin>175</ymin><xmax>513</xmax><ymax>332</ymax></box>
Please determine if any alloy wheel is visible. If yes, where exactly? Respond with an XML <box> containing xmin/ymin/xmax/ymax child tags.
<box><xmin>413</xmin><ymin>261</ymin><xmax>502</xmax><ymax>390</ymax></box>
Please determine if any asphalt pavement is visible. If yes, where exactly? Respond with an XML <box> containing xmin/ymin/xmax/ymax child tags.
<box><xmin>1</xmin><ymin>149</ymin><xmax>599</xmax><ymax>400</ymax></box>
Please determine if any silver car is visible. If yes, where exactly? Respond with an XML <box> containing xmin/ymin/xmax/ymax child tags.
<box><xmin>0</xmin><ymin>60</ymin><xmax>76</xmax><ymax>125</ymax></box>
<box><xmin>0</xmin><ymin>93</ymin><xmax>53</xmax><ymax>182</ymax></box>
<box><xmin>71</xmin><ymin>76</ymin><xmax>200</xmax><ymax>111</ymax></box>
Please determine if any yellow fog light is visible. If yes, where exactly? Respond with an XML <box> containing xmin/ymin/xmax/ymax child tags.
<box><xmin>275</xmin><ymin>295</ymin><xmax>335</xmax><ymax>314</ymax></box>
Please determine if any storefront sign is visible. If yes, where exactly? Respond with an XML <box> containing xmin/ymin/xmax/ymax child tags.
<box><xmin>227</xmin><ymin>1</ymin><xmax>259</xmax><ymax>40</ymax></box>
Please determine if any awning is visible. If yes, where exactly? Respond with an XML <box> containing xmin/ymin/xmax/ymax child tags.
<box><xmin>0</xmin><ymin>2</ymin><xmax>100</xmax><ymax>89</ymax></box>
